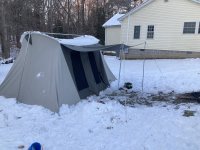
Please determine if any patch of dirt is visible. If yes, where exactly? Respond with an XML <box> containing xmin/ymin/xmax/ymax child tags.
<box><xmin>175</xmin><ymin>92</ymin><xmax>200</xmax><ymax>104</ymax></box>
<box><xmin>18</xmin><ymin>145</ymin><xmax>25</xmax><ymax>149</ymax></box>
<box><xmin>103</xmin><ymin>90</ymin><xmax>200</xmax><ymax>107</ymax></box>
<box><xmin>183</xmin><ymin>110</ymin><xmax>196</xmax><ymax>117</ymax></box>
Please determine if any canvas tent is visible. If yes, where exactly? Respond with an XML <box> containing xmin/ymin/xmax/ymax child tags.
<box><xmin>0</xmin><ymin>32</ymin><xmax>119</xmax><ymax>112</ymax></box>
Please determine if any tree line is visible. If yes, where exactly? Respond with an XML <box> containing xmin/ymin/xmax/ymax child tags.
<box><xmin>0</xmin><ymin>0</ymin><xmax>142</xmax><ymax>58</ymax></box>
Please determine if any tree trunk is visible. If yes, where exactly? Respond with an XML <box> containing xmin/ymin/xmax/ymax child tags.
<box><xmin>80</xmin><ymin>0</ymin><xmax>85</xmax><ymax>33</ymax></box>
<box><xmin>0</xmin><ymin>1</ymin><xmax>10</xmax><ymax>59</ymax></box>
<box><xmin>76</xmin><ymin>0</ymin><xmax>80</xmax><ymax>33</ymax></box>
<box><xmin>67</xmin><ymin>0</ymin><xmax>70</xmax><ymax>33</ymax></box>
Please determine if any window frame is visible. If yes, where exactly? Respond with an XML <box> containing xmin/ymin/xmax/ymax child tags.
<box><xmin>183</xmin><ymin>22</ymin><xmax>196</xmax><ymax>34</ymax></box>
<box><xmin>134</xmin><ymin>25</ymin><xmax>141</xmax><ymax>39</ymax></box>
<box><xmin>147</xmin><ymin>25</ymin><xmax>154</xmax><ymax>39</ymax></box>
<box><xmin>199</xmin><ymin>22</ymin><xmax>200</xmax><ymax>34</ymax></box>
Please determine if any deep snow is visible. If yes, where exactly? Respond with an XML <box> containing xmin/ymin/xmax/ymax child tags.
<box><xmin>0</xmin><ymin>56</ymin><xmax>200</xmax><ymax>150</ymax></box>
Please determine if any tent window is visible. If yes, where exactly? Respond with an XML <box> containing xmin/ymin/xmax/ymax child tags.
<box><xmin>70</xmin><ymin>51</ymin><xmax>89</xmax><ymax>91</ymax></box>
<box><xmin>25</xmin><ymin>34</ymin><xmax>32</xmax><ymax>45</ymax></box>
<box><xmin>88</xmin><ymin>52</ymin><xmax>101</xmax><ymax>84</ymax></box>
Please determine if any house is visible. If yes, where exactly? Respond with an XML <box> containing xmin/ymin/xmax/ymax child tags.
<box><xmin>104</xmin><ymin>0</ymin><xmax>200</xmax><ymax>59</ymax></box>
<box><xmin>103</xmin><ymin>13</ymin><xmax>124</xmax><ymax>45</ymax></box>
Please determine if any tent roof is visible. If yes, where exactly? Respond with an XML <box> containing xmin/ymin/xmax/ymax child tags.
<box><xmin>22</xmin><ymin>32</ymin><xmax>127</xmax><ymax>52</ymax></box>
<box><xmin>21</xmin><ymin>32</ymin><xmax>100</xmax><ymax>46</ymax></box>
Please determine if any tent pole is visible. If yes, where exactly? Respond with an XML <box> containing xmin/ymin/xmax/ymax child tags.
<box><xmin>142</xmin><ymin>41</ymin><xmax>147</xmax><ymax>93</ymax></box>
<box><xmin>117</xmin><ymin>45</ymin><xmax>124</xmax><ymax>89</ymax></box>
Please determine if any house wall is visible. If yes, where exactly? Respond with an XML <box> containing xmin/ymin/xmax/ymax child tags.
<box><xmin>123</xmin><ymin>48</ymin><xmax>200</xmax><ymax>59</ymax></box>
<box><xmin>105</xmin><ymin>26</ymin><xmax>121</xmax><ymax>45</ymax></box>
<box><xmin>121</xmin><ymin>0</ymin><xmax>200</xmax><ymax>52</ymax></box>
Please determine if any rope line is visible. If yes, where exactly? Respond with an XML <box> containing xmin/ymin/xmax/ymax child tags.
<box><xmin>128</xmin><ymin>42</ymin><xmax>147</xmax><ymax>48</ymax></box>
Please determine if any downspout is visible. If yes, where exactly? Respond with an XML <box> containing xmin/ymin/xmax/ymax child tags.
<box><xmin>126</xmin><ymin>14</ymin><xmax>130</xmax><ymax>46</ymax></box>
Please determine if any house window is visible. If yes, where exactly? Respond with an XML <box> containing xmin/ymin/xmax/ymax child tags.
<box><xmin>183</xmin><ymin>22</ymin><xmax>196</xmax><ymax>34</ymax></box>
<box><xmin>134</xmin><ymin>26</ymin><xmax>141</xmax><ymax>39</ymax></box>
<box><xmin>147</xmin><ymin>25</ymin><xmax>154</xmax><ymax>39</ymax></box>
<box><xmin>124</xmin><ymin>48</ymin><xmax>129</xmax><ymax>53</ymax></box>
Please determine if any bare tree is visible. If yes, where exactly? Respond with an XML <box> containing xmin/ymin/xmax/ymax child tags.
<box><xmin>0</xmin><ymin>0</ymin><xmax>10</xmax><ymax>59</ymax></box>
<box><xmin>0</xmin><ymin>0</ymin><xmax>142</xmax><ymax>57</ymax></box>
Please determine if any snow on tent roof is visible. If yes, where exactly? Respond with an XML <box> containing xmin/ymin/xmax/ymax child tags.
<box><xmin>102</xmin><ymin>13</ymin><xmax>124</xmax><ymax>27</ymax></box>
<box><xmin>57</xmin><ymin>35</ymin><xmax>99</xmax><ymax>46</ymax></box>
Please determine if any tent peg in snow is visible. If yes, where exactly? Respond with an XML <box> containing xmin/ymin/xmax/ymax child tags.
<box><xmin>0</xmin><ymin>32</ymin><xmax>125</xmax><ymax>112</ymax></box>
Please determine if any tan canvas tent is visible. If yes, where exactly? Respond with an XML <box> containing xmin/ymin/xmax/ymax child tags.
<box><xmin>0</xmin><ymin>32</ymin><xmax>117</xmax><ymax>112</ymax></box>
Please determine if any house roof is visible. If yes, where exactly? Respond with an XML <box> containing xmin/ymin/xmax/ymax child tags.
<box><xmin>118</xmin><ymin>0</ymin><xmax>154</xmax><ymax>21</ymax></box>
<box><xmin>102</xmin><ymin>13</ymin><xmax>125</xmax><ymax>28</ymax></box>
<box><xmin>119</xmin><ymin>0</ymin><xmax>200</xmax><ymax>21</ymax></box>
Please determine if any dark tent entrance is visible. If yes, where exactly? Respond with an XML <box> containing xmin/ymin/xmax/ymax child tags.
<box><xmin>61</xmin><ymin>45</ymin><xmax>109</xmax><ymax>99</ymax></box>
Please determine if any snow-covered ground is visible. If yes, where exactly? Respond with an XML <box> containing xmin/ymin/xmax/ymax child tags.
<box><xmin>105</xmin><ymin>56</ymin><xmax>200</xmax><ymax>94</ymax></box>
<box><xmin>0</xmin><ymin>56</ymin><xmax>200</xmax><ymax>150</ymax></box>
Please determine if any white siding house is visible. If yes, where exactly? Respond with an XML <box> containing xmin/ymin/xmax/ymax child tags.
<box><xmin>103</xmin><ymin>13</ymin><xmax>124</xmax><ymax>45</ymax></box>
<box><xmin>104</xmin><ymin>0</ymin><xmax>200</xmax><ymax>58</ymax></box>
